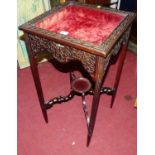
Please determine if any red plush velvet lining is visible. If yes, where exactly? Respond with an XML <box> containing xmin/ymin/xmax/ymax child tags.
<box><xmin>35</xmin><ymin>6</ymin><xmax>124</xmax><ymax>45</ymax></box>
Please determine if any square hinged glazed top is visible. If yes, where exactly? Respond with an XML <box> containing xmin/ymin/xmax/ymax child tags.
<box><xmin>35</xmin><ymin>5</ymin><xmax>125</xmax><ymax>45</ymax></box>
<box><xmin>19</xmin><ymin>2</ymin><xmax>135</xmax><ymax>57</ymax></box>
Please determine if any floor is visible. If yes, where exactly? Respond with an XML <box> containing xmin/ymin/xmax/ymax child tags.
<box><xmin>17</xmin><ymin>50</ymin><xmax>137</xmax><ymax>155</ymax></box>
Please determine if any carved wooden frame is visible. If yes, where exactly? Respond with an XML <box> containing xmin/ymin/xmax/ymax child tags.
<box><xmin>19</xmin><ymin>2</ymin><xmax>135</xmax><ymax>79</ymax></box>
<box><xmin>19</xmin><ymin>1</ymin><xmax>135</xmax><ymax>57</ymax></box>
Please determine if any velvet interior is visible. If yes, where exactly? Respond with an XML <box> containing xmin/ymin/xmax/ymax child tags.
<box><xmin>35</xmin><ymin>6</ymin><xmax>125</xmax><ymax>45</ymax></box>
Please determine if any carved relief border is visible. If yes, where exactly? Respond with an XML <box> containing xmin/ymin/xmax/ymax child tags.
<box><xmin>111</xmin><ymin>26</ymin><xmax>131</xmax><ymax>56</ymax></box>
<box><xmin>28</xmin><ymin>34</ymin><xmax>97</xmax><ymax>75</ymax></box>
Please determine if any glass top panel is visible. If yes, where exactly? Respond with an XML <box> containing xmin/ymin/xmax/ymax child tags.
<box><xmin>35</xmin><ymin>5</ymin><xmax>125</xmax><ymax>45</ymax></box>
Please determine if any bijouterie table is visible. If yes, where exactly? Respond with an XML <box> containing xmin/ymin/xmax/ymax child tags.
<box><xmin>19</xmin><ymin>2</ymin><xmax>135</xmax><ymax>146</ymax></box>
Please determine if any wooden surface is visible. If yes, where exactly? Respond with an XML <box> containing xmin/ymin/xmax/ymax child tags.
<box><xmin>19</xmin><ymin>2</ymin><xmax>135</xmax><ymax>146</ymax></box>
<box><xmin>19</xmin><ymin>2</ymin><xmax>135</xmax><ymax>59</ymax></box>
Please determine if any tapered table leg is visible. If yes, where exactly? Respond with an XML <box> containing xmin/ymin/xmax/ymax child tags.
<box><xmin>25</xmin><ymin>33</ymin><xmax>48</xmax><ymax>123</ymax></box>
<box><xmin>110</xmin><ymin>44</ymin><xmax>127</xmax><ymax>108</ymax></box>
<box><xmin>87</xmin><ymin>56</ymin><xmax>106</xmax><ymax>146</ymax></box>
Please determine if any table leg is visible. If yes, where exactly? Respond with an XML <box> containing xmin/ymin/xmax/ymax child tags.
<box><xmin>110</xmin><ymin>44</ymin><xmax>127</xmax><ymax>108</ymax></box>
<box><xmin>87</xmin><ymin>56</ymin><xmax>106</xmax><ymax>146</ymax></box>
<box><xmin>25</xmin><ymin>33</ymin><xmax>48</xmax><ymax>123</ymax></box>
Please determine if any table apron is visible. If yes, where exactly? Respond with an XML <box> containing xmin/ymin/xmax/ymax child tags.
<box><xmin>25</xmin><ymin>27</ymin><xmax>131</xmax><ymax>80</ymax></box>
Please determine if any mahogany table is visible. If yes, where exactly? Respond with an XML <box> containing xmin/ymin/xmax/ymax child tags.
<box><xmin>19</xmin><ymin>1</ymin><xmax>135</xmax><ymax>146</ymax></box>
